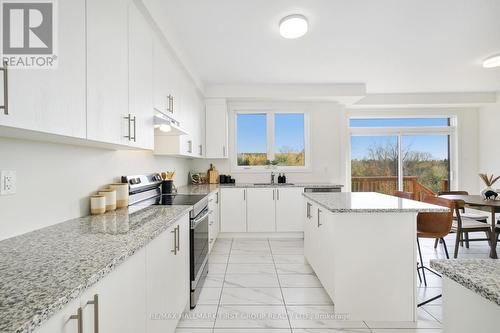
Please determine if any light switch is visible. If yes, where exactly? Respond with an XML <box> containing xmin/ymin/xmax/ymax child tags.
<box><xmin>0</xmin><ymin>170</ymin><xmax>16</xmax><ymax>195</ymax></box>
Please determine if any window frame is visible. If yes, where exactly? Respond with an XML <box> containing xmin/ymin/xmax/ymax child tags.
<box><xmin>231</xmin><ymin>109</ymin><xmax>311</xmax><ymax>172</ymax></box>
<box><xmin>347</xmin><ymin>115</ymin><xmax>457</xmax><ymax>192</ymax></box>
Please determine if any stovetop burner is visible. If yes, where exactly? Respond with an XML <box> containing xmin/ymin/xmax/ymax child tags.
<box><xmin>156</xmin><ymin>194</ymin><xmax>207</xmax><ymax>206</ymax></box>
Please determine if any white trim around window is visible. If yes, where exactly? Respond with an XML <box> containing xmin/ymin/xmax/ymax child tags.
<box><xmin>229</xmin><ymin>105</ymin><xmax>311</xmax><ymax>173</ymax></box>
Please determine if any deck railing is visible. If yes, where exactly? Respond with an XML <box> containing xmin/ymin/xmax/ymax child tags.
<box><xmin>351</xmin><ymin>176</ymin><xmax>441</xmax><ymax>201</ymax></box>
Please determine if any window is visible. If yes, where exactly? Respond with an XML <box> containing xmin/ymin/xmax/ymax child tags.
<box><xmin>235</xmin><ymin>111</ymin><xmax>308</xmax><ymax>169</ymax></box>
<box><xmin>236</xmin><ymin>114</ymin><xmax>267</xmax><ymax>166</ymax></box>
<box><xmin>350</xmin><ymin>117</ymin><xmax>453</xmax><ymax>198</ymax></box>
<box><xmin>274</xmin><ymin>113</ymin><xmax>305</xmax><ymax>166</ymax></box>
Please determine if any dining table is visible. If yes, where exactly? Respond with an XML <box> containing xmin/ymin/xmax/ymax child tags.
<box><xmin>440</xmin><ymin>194</ymin><xmax>500</xmax><ymax>259</ymax></box>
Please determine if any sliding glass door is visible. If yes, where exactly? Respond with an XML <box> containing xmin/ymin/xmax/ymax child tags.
<box><xmin>351</xmin><ymin>135</ymin><xmax>399</xmax><ymax>195</ymax></box>
<box><xmin>350</xmin><ymin>118</ymin><xmax>453</xmax><ymax>197</ymax></box>
<box><xmin>402</xmin><ymin>134</ymin><xmax>450</xmax><ymax>196</ymax></box>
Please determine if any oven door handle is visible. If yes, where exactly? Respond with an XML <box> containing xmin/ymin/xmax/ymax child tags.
<box><xmin>191</xmin><ymin>207</ymin><xmax>209</xmax><ymax>228</ymax></box>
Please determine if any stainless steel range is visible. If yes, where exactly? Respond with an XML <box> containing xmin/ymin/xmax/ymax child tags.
<box><xmin>122</xmin><ymin>173</ymin><xmax>209</xmax><ymax>309</ymax></box>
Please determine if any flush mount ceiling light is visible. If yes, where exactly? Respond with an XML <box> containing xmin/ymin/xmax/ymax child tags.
<box><xmin>483</xmin><ymin>54</ymin><xmax>500</xmax><ymax>68</ymax></box>
<box><xmin>279</xmin><ymin>14</ymin><xmax>308</xmax><ymax>39</ymax></box>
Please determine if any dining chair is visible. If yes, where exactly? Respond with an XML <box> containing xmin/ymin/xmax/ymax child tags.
<box><xmin>437</xmin><ymin>191</ymin><xmax>489</xmax><ymax>248</ymax></box>
<box><xmin>449</xmin><ymin>201</ymin><xmax>492</xmax><ymax>258</ymax></box>
<box><xmin>417</xmin><ymin>196</ymin><xmax>454</xmax><ymax>284</ymax></box>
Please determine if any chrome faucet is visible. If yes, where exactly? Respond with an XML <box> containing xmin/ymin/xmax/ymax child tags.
<box><xmin>271</xmin><ymin>171</ymin><xmax>276</xmax><ymax>184</ymax></box>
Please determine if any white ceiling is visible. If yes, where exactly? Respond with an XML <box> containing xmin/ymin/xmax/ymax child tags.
<box><xmin>148</xmin><ymin>0</ymin><xmax>500</xmax><ymax>93</ymax></box>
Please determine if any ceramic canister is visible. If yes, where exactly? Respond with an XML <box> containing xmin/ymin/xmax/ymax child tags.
<box><xmin>110</xmin><ymin>183</ymin><xmax>129</xmax><ymax>208</ymax></box>
<box><xmin>90</xmin><ymin>195</ymin><xmax>106</xmax><ymax>215</ymax></box>
<box><xmin>98</xmin><ymin>189</ymin><xmax>117</xmax><ymax>211</ymax></box>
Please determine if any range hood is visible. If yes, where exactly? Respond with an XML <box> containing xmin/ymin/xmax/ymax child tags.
<box><xmin>154</xmin><ymin>108</ymin><xmax>188</xmax><ymax>136</ymax></box>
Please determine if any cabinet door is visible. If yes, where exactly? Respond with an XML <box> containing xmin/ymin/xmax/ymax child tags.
<box><xmin>0</xmin><ymin>0</ymin><xmax>86</xmax><ymax>138</ymax></box>
<box><xmin>175</xmin><ymin>215</ymin><xmax>190</xmax><ymax>310</ymax></box>
<box><xmin>276</xmin><ymin>188</ymin><xmax>305</xmax><ymax>232</ymax></box>
<box><xmin>220</xmin><ymin>188</ymin><xmax>247</xmax><ymax>232</ymax></box>
<box><xmin>86</xmin><ymin>0</ymin><xmax>129</xmax><ymax>145</ymax></box>
<box><xmin>128</xmin><ymin>2</ymin><xmax>153</xmax><ymax>150</ymax></box>
<box><xmin>205</xmin><ymin>99</ymin><xmax>228</xmax><ymax>158</ymax></box>
<box><xmin>34</xmin><ymin>297</ymin><xmax>82</xmax><ymax>333</ymax></box>
<box><xmin>247</xmin><ymin>188</ymin><xmax>276</xmax><ymax>232</ymax></box>
<box><xmin>304</xmin><ymin>200</ymin><xmax>317</xmax><ymax>268</ymax></box>
<box><xmin>146</xmin><ymin>216</ymin><xmax>189</xmax><ymax>333</ymax></box>
<box><xmin>81</xmin><ymin>247</ymin><xmax>147</xmax><ymax>333</ymax></box>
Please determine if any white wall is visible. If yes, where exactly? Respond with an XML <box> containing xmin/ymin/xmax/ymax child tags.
<box><xmin>0</xmin><ymin>138</ymin><xmax>191</xmax><ymax>240</ymax></box>
<box><xmin>479</xmin><ymin>100</ymin><xmax>500</xmax><ymax>189</ymax></box>
<box><xmin>192</xmin><ymin>102</ymin><xmax>347</xmax><ymax>185</ymax></box>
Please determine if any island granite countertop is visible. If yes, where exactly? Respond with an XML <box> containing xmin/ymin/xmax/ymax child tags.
<box><xmin>0</xmin><ymin>205</ymin><xmax>192</xmax><ymax>333</ymax></box>
<box><xmin>303</xmin><ymin>192</ymin><xmax>448</xmax><ymax>213</ymax></box>
<box><xmin>430</xmin><ymin>259</ymin><xmax>500</xmax><ymax>307</ymax></box>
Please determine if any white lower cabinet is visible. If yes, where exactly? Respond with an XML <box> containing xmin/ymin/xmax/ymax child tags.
<box><xmin>247</xmin><ymin>188</ymin><xmax>276</xmax><ymax>232</ymax></box>
<box><xmin>146</xmin><ymin>214</ymin><xmax>189</xmax><ymax>333</ymax></box>
<box><xmin>208</xmin><ymin>191</ymin><xmax>220</xmax><ymax>251</ymax></box>
<box><xmin>81</xmin><ymin>248</ymin><xmax>147</xmax><ymax>333</ymax></box>
<box><xmin>34</xmin><ymin>214</ymin><xmax>190</xmax><ymax>333</ymax></box>
<box><xmin>220</xmin><ymin>187</ymin><xmax>305</xmax><ymax>233</ymax></box>
<box><xmin>220</xmin><ymin>188</ymin><xmax>247</xmax><ymax>232</ymax></box>
<box><xmin>276</xmin><ymin>187</ymin><xmax>305</xmax><ymax>232</ymax></box>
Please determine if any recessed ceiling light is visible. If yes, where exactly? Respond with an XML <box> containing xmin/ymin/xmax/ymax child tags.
<box><xmin>279</xmin><ymin>14</ymin><xmax>308</xmax><ymax>39</ymax></box>
<box><xmin>483</xmin><ymin>54</ymin><xmax>500</xmax><ymax>68</ymax></box>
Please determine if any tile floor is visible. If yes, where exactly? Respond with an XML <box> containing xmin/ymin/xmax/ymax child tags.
<box><xmin>176</xmin><ymin>234</ymin><xmax>494</xmax><ymax>333</ymax></box>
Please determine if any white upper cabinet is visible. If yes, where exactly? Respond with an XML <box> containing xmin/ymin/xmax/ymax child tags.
<box><xmin>128</xmin><ymin>2</ymin><xmax>154</xmax><ymax>150</ymax></box>
<box><xmin>0</xmin><ymin>0</ymin><xmax>86</xmax><ymax>138</ymax></box>
<box><xmin>276</xmin><ymin>187</ymin><xmax>305</xmax><ymax>232</ymax></box>
<box><xmin>86</xmin><ymin>0</ymin><xmax>129</xmax><ymax>146</ymax></box>
<box><xmin>247</xmin><ymin>188</ymin><xmax>276</xmax><ymax>232</ymax></box>
<box><xmin>205</xmin><ymin>99</ymin><xmax>228</xmax><ymax>158</ymax></box>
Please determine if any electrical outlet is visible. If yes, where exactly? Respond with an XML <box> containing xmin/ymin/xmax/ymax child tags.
<box><xmin>0</xmin><ymin>170</ymin><xmax>16</xmax><ymax>195</ymax></box>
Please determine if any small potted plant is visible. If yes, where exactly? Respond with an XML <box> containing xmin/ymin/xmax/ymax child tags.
<box><xmin>479</xmin><ymin>173</ymin><xmax>500</xmax><ymax>199</ymax></box>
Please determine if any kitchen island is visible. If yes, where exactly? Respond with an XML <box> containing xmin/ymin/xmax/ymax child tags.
<box><xmin>302</xmin><ymin>192</ymin><xmax>446</xmax><ymax>322</ymax></box>
<box><xmin>431</xmin><ymin>259</ymin><xmax>500</xmax><ymax>333</ymax></box>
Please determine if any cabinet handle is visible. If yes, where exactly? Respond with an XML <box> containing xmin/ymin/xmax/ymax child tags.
<box><xmin>317</xmin><ymin>208</ymin><xmax>322</xmax><ymax>227</ymax></box>
<box><xmin>171</xmin><ymin>228</ymin><xmax>177</xmax><ymax>255</ymax></box>
<box><xmin>216</xmin><ymin>192</ymin><xmax>219</xmax><ymax>203</ymax></box>
<box><xmin>199</xmin><ymin>145</ymin><xmax>203</xmax><ymax>156</ymax></box>
<box><xmin>69</xmin><ymin>307</ymin><xmax>83</xmax><ymax>333</ymax></box>
<box><xmin>176</xmin><ymin>225</ymin><xmax>180</xmax><ymax>252</ymax></box>
<box><xmin>86</xmin><ymin>294</ymin><xmax>99</xmax><ymax>333</ymax></box>
<box><xmin>131</xmin><ymin>115</ymin><xmax>137</xmax><ymax>142</ymax></box>
<box><xmin>277</xmin><ymin>189</ymin><xmax>280</xmax><ymax>200</ymax></box>
<box><xmin>306</xmin><ymin>202</ymin><xmax>312</xmax><ymax>219</ymax></box>
<box><xmin>171</xmin><ymin>96</ymin><xmax>174</xmax><ymax>113</ymax></box>
<box><xmin>273</xmin><ymin>190</ymin><xmax>275</xmax><ymax>201</ymax></box>
<box><xmin>187</xmin><ymin>140</ymin><xmax>193</xmax><ymax>153</ymax></box>
<box><xmin>0</xmin><ymin>61</ymin><xmax>8</xmax><ymax>115</ymax></box>
<box><xmin>124</xmin><ymin>114</ymin><xmax>132</xmax><ymax>141</ymax></box>
<box><xmin>243</xmin><ymin>189</ymin><xmax>246</xmax><ymax>201</ymax></box>
<box><xmin>222</xmin><ymin>145</ymin><xmax>226</xmax><ymax>157</ymax></box>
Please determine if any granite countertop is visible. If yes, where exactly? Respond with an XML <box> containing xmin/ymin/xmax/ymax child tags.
<box><xmin>176</xmin><ymin>183</ymin><xmax>343</xmax><ymax>194</ymax></box>
<box><xmin>430</xmin><ymin>259</ymin><xmax>500</xmax><ymax>307</ymax></box>
<box><xmin>303</xmin><ymin>192</ymin><xmax>449</xmax><ymax>213</ymax></box>
<box><xmin>0</xmin><ymin>205</ymin><xmax>192</xmax><ymax>333</ymax></box>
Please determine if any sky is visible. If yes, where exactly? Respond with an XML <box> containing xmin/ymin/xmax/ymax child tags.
<box><xmin>237</xmin><ymin>113</ymin><xmax>304</xmax><ymax>153</ymax></box>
